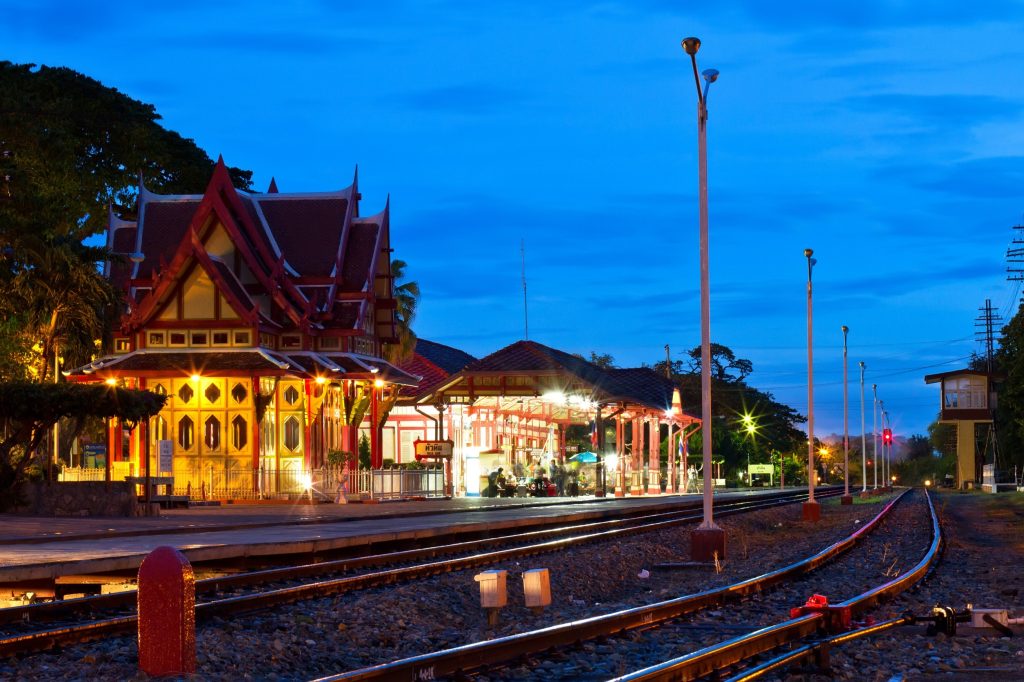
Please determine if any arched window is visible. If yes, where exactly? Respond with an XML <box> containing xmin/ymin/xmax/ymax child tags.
<box><xmin>178</xmin><ymin>416</ymin><xmax>194</xmax><ymax>450</ymax></box>
<box><xmin>232</xmin><ymin>415</ymin><xmax>248</xmax><ymax>450</ymax></box>
<box><xmin>284</xmin><ymin>386</ymin><xmax>300</xmax><ymax>406</ymax></box>
<box><xmin>204</xmin><ymin>383</ymin><xmax>221</xmax><ymax>403</ymax></box>
<box><xmin>284</xmin><ymin>416</ymin><xmax>301</xmax><ymax>451</ymax></box>
<box><xmin>204</xmin><ymin>416</ymin><xmax>221</xmax><ymax>451</ymax></box>
<box><xmin>231</xmin><ymin>383</ymin><xmax>248</xmax><ymax>404</ymax></box>
<box><xmin>153</xmin><ymin>384</ymin><xmax>167</xmax><ymax>396</ymax></box>
<box><xmin>178</xmin><ymin>384</ymin><xmax>194</xmax><ymax>403</ymax></box>
<box><xmin>153</xmin><ymin>415</ymin><xmax>168</xmax><ymax>441</ymax></box>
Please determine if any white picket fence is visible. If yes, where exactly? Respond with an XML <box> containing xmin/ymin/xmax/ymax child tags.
<box><xmin>57</xmin><ymin>464</ymin><xmax>445</xmax><ymax>502</ymax></box>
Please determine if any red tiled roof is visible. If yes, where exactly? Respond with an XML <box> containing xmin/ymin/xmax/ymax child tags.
<box><xmin>66</xmin><ymin>350</ymin><xmax>293</xmax><ymax>376</ymax></box>
<box><xmin>413</xmin><ymin>339</ymin><xmax>476</xmax><ymax>375</ymax></box>
<box><xmin>257</xmin><ymin>196</ymin><xmax>349</xmax><ymax>277</ymax></box>
<box><xmin>463</xmin><ymin>340</ymin><xmax>607</xmax><ymax>386</ymax></box>
<box><xmin>340</xmin><ymin>220</ymin><xmax>378</xmax><ymax>292</ymax></box>
<box><xmin>209</xmin><ymin>258</ymin><xmax>254</xmax><ymax>313</ymax></box>
<box><xmin>109</xmin><ymin>226</ymin><xmax>137</xmax><ymax>294</ymax></box>
<box><xmin>136</xmin><ymin>200</ymin><xmax>201</xmax><ymax>280</ymax></box>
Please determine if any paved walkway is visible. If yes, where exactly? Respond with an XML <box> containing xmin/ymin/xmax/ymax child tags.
<box><xmin>0</xmin><ymin>489</ymin><xmax>781</xmax><ymax>583</ymax></box>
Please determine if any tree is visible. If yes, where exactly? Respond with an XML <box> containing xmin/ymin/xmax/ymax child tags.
<box><xmin>666</xmin><ymin>344</ymin><xmax>806</xmax><ymax>480</ymax></box>
<box><xmin>0</xmin><ymin>382</ymin><xmax>167</xmax><ymax>510</ymax></box>
<box><xmin>685</xmin><ymin>343</ymin><xmax>753</xmax><ymax>383</ymax></box>
<box><xmin>573</xmin><ymin>351</ymin><xmax>616</xmax><ymax>369</ymax></box>
<box><xmin>904</xmin><ymin>434</ymin><xmax>932</xmax><ymax>460</ymax></box>
<box><xmin>0</xmin><ymin>61</ymin><xmax>254</xmax><ymax>378</ymax></box>
<box><xmin>386</xmin><ymin>259</ymin><xmax>419</xmax><ymax>363</ymax></box>
<box><xmin>994</xmin><ymin>305</ymin><xmax>1024</xmax><ymax>472</ymax></box>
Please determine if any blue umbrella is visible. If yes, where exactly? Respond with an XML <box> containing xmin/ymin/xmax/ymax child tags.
<box><xmin>568</xmin><ymin>451</ymin><xmax>598</xmax><ymax>463</ymax></box>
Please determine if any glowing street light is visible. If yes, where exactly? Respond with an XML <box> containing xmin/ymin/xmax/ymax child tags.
<box><xmin>682</xmin><ymin>36</ymin><xmax>725</xmax><ymax>560</ymax></box>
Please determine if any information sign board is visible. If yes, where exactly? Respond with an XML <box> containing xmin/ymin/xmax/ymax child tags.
<box><xmin>414</xmin><ymin>440</ymin><xmax>454</xmax><ymax>459</ymax></box>
<box><xmin>748</xmin><ymin>464</ymin><xmax>774</xmax><ymax>475</ymax></box>
<box><xmin>158</xmin><ymin>440</ymin><xmax>174</xmax><ymax>473</ymax></box>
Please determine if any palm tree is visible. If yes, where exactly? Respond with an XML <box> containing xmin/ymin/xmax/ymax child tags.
<box><xmin>4</xmin><ymin>235</ymin><xmax>117</xmax><ymax>382</ymax></box>
<box><xmin>387</xmin><ymin>259</ymin><xmax>419</xmax><ymax>363</ymax></box>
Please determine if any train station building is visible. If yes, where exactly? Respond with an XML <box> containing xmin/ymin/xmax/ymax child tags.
<box><xmin>66</xmin><ymin>160</ymin><xmax>418</xmax><ymax>497</ymax></box>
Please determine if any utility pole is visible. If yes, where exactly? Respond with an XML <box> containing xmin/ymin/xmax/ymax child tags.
<box><xmin>1005</xmin><ymin>221</ymin><xmax>1024</xmax><ymax>304</ymax></box>
<box><xmin>520</xmin><ymin>239</ymin><xmax>528</xmax><ymax>341</ymax></box>
<box><xmin>664</xmin><ymin>344</ymin><xmax>671</xmax><ymax>378</ymax></box>
<box><xmin>975</xmin><ymin>299</ymin><xmax>1002</xmax><ymax>373</ymax></box>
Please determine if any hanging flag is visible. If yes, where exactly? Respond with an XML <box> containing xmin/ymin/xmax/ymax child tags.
<box><xmin>590</xmin><ymin>420</ymin><xmax>598</xmax><ymax>447</ymax></box>
<box><xmin>678</xmin><ymin>433</ymin><xmax>685</xmax><ymax>459</ymax></box>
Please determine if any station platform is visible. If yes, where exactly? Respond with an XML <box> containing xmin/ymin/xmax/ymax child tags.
<box><xmin>0</xmin><ymin>489</ymin><xmax>789</xmax><ymax>584</ymax></box>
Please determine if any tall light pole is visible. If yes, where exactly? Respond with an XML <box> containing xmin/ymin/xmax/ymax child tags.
<box><xmin>872</xmin><ymin>383</ymin><xmax>879</xmax><ymax>490</ymax></box>
<box><xmin>841</xmin><ymin>326</ymin><xmax>852</xmax><ymax>504</ymax></box>
<box><xmin>803</xmin><ymin>248</ymin><xmax>820</xmax><ymax>521</ymax></box>
<box><xmin>682</xmin><ymin>36</ymin><xmax>725</xmax><ymax>560</ymax></box>
<box><xmin>859</xmin><ymin>362</ymin><xmax>867</xmax><ymax>495</ymax></box>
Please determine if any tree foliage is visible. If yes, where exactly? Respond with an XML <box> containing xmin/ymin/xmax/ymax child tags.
<box><xmin>0</xmin><ymin>382</ymin><xmax>167</xmax><ymax>510</ymax></box>
<box><xmin>994</xmin><ymin>305</ymin><xmax>1024</xmax><ymax>472</ymax></box>
<box><xmin>655</xmin><ymin>344</ymin><xmax>807</xmax><ymax>481</ymax></box>
<box><xmin>0</xmin><ymin>61</ymin><xmax>253</xmax><ymax>380</ymax></box>
<box><xmin>386</xmin><ymin>259</ymin><xmax>420</xmax><ymax>363</ymax></box>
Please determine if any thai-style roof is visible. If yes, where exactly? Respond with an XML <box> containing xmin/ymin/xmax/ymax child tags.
<box><xmin>65</xmin><ymin>348</ymin><xmax>419</xmax><ymax>385</ymax></box>
<box><xmin>110</xmin><ymin>159</ymin><xmax>392</xmax><ymax>337</ymax></box>
<box><xmin>398</xmin><ymin>339</ymin><xmax>477</xmax><ymax>400</ymax></box>
<box><xmin>420</xmin><ymin>339</ymin><xmax>697</xmax><ymax>419</ymax></box>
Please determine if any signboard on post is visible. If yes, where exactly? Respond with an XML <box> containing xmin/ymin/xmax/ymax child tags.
<box><xmin>414</xmin><ymin>439</ymin><xmax>454</xmax><ymax>460</ymax></box>
<box><xmin>158</xmin><ymin>440</ymin><xmax>174</xmax><ymax>474</ymax></box>
<box><xmin>748</xmin><ymin>464</ymin><xmax>774</xmax><ymax>474</ymax></box>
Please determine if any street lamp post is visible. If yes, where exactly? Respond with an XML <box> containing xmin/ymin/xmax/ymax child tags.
<box><xmin>803</xmin><ymin>248</ymin><xmax>820</xmax><ymax>522</ymax></box>
<box><xmin>682</xmin><ymin>36</ymin><xmax>725</xmax><ymax>560</ymax></box>
<box><xmin>841</xmin><ymin>326</ymin><xmax>852</xmax><ymax>504</ymax></box>
<box><xmin>872</xmin><ymin>383</ymin><xmax>879</xmax><ymax>490</ymax></box>
<box><xmin>859</xmin><ymin>362</ymin><xmax>868</xmax><ymax>496</ymax></box>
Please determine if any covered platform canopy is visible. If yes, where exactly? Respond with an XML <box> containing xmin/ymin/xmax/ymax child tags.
<box><xmin>409</xmin><ymin>340</ymin><xmax>700</xmax><ymax>496</ymax></box>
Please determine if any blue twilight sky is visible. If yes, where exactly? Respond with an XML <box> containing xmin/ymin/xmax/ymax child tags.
<box><xmin>4</xmin><ymin>1</ymin><xmax>1024</xmax><ymax>440</ymax></box>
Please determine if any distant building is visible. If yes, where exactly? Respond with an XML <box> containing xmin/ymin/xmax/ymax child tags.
<box><xmin>67</xmin><ymin>161</ymin><xmax>417</xmax><ymax>497</ymax></box>
<box><xmin>924</xmin><ymin>368</ymin><xmax>1001</xmax><ymax>489</ymax></box>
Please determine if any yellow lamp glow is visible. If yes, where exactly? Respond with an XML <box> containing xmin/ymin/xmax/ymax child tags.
<box><xmin>315</xmin><ymin>376</ymin><xmax>327</xmax><ymax>385</ymax></box>
<box><xmin>104</xmin><ymin>378</ymin><xmax>117</xmax><ymax>386</ymax></box>
<box><xmin>190</xmin><ymin>373</ymin><xmax>201</xmax><ymax>383</ymax></box>
<box><xmin>374</xmin><ymin>379</ymin><xmax>385</xmax><ymax>388</ymax></box>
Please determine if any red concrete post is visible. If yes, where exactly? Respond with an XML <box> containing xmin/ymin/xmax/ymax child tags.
<box><xmin>138</xmin><ymin>545</ymin><xmax>196</xmax><ymax>676</ymax></box>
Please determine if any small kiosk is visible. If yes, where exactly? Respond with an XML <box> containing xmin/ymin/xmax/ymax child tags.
<box><xmin>924</xmin><ymin>369</ymin><xmax>1001</xmax><ymax>490</ymax></box>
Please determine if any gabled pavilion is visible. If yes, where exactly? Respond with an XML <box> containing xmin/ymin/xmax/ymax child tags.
<box><xmin>67</xmin><ymin>160</ymin><xmax>418</xmax><ymax>498</ymax></box>
<box><xmin>404</xmin><ymin>340</ymin><xmax>699</xmax><ymax>496</ymax></box>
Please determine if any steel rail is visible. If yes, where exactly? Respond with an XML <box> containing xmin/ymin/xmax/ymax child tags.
<box><xmin>723</xmin><ymin>616</ymin><xmax>911</xmax><ymax>682</ymax></box>
<box><xmin>610</xmin><ymin>489</ymin><xmax>939</xmax><ymax>682</ymax></box>
<box><xmin>0</xmin><ymin>490</ymin><xmax>836</xmax><ymax>657</ymax></box>
<box><xmin>310</xmin><ymin>490</ymin><xmax>905</xmax><ymax>682</ymax></box>
<box><xmin>0</xmin><ymin>489</ymin><xmax>823</xmax><ymax>628</ymax></box>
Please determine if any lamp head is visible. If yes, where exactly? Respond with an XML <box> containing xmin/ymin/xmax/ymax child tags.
<box><xmin>804</xmin><ymin>248</ymin><xmax>814</xmax><ymax>258</ymax></box>
<box><xmin>841</xmin><ymin>325</ymin><xmax>849</xmax><ymax>333</ymax></box>
<box><xmin>701</xmin><ymin>68</ymin><xmax>719</xmax><ymax>83</ymax></box>
<box><xmin>681</xmin><ymin>37</ymin><xmax>701</xmax><ymax>55</ymax></box>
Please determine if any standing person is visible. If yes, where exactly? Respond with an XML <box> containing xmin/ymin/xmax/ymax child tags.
<box><xmin>335</xmin><ymin>461</ymin><xmax>350</xmax><ymax>505</ymax></box>
<box><xmin>554</xmin><ymin>464</ymin><xmax>565</xmax><ymax>496</ymax></box>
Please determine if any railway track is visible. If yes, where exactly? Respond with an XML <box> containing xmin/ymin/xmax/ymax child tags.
<box><xmin>0</xmin><ymin>488</ymin><xmax>841</xmax><ymax>659</ymax></box>
<box><xmin>310</xmin><ymin>488</ymin><xmax>932</xmax><ymax>681</ymax></box>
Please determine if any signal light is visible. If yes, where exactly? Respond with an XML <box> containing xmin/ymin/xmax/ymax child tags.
<box><xmin>883</xmin><ymin>428</ymin><xmax>893</xmax><ymax>445</ymax></box>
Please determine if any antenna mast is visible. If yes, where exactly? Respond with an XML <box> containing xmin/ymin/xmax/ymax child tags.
<box><xmin>521</xmin><ymin>239</ymin><xmax>529</xmax><ymax>341</ymax></box>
